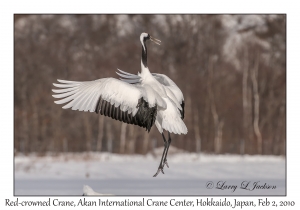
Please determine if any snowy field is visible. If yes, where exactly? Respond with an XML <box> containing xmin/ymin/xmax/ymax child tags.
<box><xmin>14</xmin><ymin>147</ymin><xmax>286</xmax><ymax>196</ymax></box>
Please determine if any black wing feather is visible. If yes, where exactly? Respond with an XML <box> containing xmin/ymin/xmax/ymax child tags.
<box><xmin>95</xmin><ymin>96</ymin><xmax>157</xmax><ymax>132</ymax></box>
<box><xmin>180</xmin><ymin>100</ymin><xmax>185</xmax><ymax>119</ymax></box>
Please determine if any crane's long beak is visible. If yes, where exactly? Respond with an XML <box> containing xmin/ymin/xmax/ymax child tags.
<box><xmin>150</xmin><ymin>36</ymin><xmax>161</xmax><ymax>45</ymax></box>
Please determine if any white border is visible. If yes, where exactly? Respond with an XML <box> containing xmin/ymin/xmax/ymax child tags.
<box><xmin>1</xmin><ymin>0</ymin><xmax>298</xmax><ymax>209</ymax></box>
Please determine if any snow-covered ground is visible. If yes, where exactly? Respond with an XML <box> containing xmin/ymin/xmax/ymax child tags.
<box><xmin>14</xmin><ymin>147</ymin><xmax>285</xmax><ymax>196</ymax></box>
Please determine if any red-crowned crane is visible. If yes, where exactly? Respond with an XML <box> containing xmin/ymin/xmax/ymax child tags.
<box><xmin>52</xmin><ymin>33</ymin><xmax>187</xmax><ymax>177</ymax></box>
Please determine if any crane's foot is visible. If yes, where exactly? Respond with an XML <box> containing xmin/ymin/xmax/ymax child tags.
<box><xmin>153</xmin><ymin>166</ymin><xmax>164</xmax><ymax>177</ymax></box>
<box><xmin>163</xmin><ymin>159</ymin><xmax>169</xmax><ymax>168</ymax></box>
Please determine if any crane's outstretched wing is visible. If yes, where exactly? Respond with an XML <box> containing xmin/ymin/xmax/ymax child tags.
<box><xmin>152</xmin><ymin>73</ymin><xmax>185</xmax><ymax>119</ymax></box>
<box><xmin>52</xmin><ymin>78</ymin><xmax>157</xmax><ymax>132</ymax></box>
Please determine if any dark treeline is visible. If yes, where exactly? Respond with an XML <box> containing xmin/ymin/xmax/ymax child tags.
<box><xmin>14</xmin><ymin>15</ymin><xmax>286</xmax><ymax>155</ymax></box>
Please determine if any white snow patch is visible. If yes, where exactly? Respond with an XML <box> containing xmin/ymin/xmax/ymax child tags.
<box><xmin>14</xmin><ymin>149</ymin><xmax>285</xmax><ymax>195</ymax></box>
<box><xmin>15</xmin><ymin>149</ymin><xmax>285</xmax><ymax>180</ymax></box>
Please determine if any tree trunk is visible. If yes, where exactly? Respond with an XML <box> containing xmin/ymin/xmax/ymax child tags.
<box><xmin>96</xmin><ymin>115</ymin><xmax>104</xmax><ymax>152</ymax></box>
<box><xmin>51</xmin><ymin>107</ymin><xmax>62</xmax><ymax>153</ymax></box>
<box><xmin>106</xmin><ymin>121</ymin><xmax>113</xmax><ymax>153</ymax></box>
<box><xmin>242</xmin><ymin>48</ymin><xmax>249</xmax><ymax>155</ymax></box>
<box><xmin>83</xmin><ymin>114</ymin><xmax>92</xmax><ymax>152</ymax></box>
<box><xmin>143</xmin><ymin>131</ymin><xmax>150</xmax><ymax>154</ymax></box>
<box><xmin>20</xmin><ymin>83</ymin><xmax>29</xmax><ymax>154</ymax></box>
<box><xmin>119</xmin><ymin>123</ymin><xmax>127</xmax><ymax>154</ymax></box>
<box><xmin>63</xmin><ymin>138</ymin><xmax>68</xmax><ymax>152</ymax></box>
<box><xmin>207</xmin><ymin>55</ymin><xmax>223</xmax><ymax>154</ymax></box>
<box><xmin>127</xmin><ymin>125</ymin><xmax>136</xmax><ymax>154</ymax></box>
<box><xmin>193</xmin><ymin>107</ymin><xmax>201</xmax><ymax>153</ymax></box>
<box><xmin>31</xmin><ymin>100</ymin><xmax>39</xmax><ymax>152</ymax></box>
<box><xmin>203</xmin><ymin>97</ymin><xmax>210</xmax><ymax>146</ymax></box>
<box><xmin>216</xmin><ymin>120</ymin><xmax>224</xmax><ymax>153</ymax></box>
<box><xmin>241</xmin><ymin>46</ymin><xmax>254</xmax><ymax>154</ymax></box>
<box><xmin>251</xmin><ymin>52</ymin><xmax>262</xmax><ymax>154</ymax></box>
<box><xmin>185</xmin><ymin>94</ymin><xmax>192</xmax><ymax>151</ymax></box>
<box><xmin>40</xmin><ymin>119</ymin><xmax>48</xmax><ymax>153</ymax></box>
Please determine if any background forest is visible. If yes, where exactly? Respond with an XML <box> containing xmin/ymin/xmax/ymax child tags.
<box><xmin>14</xmin><ymin>14</ymin><xmax>286</xmax><ymax>156</ymax></box>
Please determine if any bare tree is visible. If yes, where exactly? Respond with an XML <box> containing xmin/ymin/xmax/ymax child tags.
<box><xmin>207</xmin><ymin>56</ymin><xmax>224</xmax><ymax>154</ymax></box>
<box><xmin>241</xmin><ymin>46</ymin><xmax>249</xmax><ymax>155</ymax></box>
<box><xmin>251</xmin><ymin>52</ymin><xmax>263</xmax><ymax>154</ymax></box>
<box><xmin>119</xmin><ymin>123</ymin><xmax>127</xmax><ymax>154</ymax></box>
<box><xmin>96</xmin><ymin>116</ymin><xmax>104</xmax><ymax>151</ymax></box>
<box><xmin>83</xmin><ymin>114</ymin><xmax>92</xmax><ymax>151</ymax></box>
<box><xmin>142</xmin><ymin>131</ymin><xmax>150</xmax><ymax>154</ymax></box>
<box><xmin>106</xmin><ymin>121</ymin><xmax>113</xmax><ymax>153</ymax></box>
<box><xmin>193</xmin><ymin>107</ymin><xmax>201</xmax><ymax>153</ymax></box>
<box><xmin>127</xmin><ymin>125</ymin><xmax>136</xmax><ymax>154</ymax></box>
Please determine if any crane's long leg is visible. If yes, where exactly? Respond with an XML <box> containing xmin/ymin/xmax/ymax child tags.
<box><xmin>163</xmin><ymin>132</ymin><xmax>172</xmax><ymax>168</ymax></box>
<box><xmin>153</xmin><ymin>133</ymin><xmax>168</xmax><ymax>177</ymax></box>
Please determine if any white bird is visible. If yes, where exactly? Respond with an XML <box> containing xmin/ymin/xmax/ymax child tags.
<box><xmin>82</xmin><ymin>185</ymin><xmax>112</xmax><ymax>196</ymax></box>
<box><xmin>52</xmin><ymin>32</ymin><xmax>187</xmax><ymax>177</ymax></box>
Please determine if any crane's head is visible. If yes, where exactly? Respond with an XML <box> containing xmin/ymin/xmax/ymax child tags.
<box><xmin>140</xmin><ymin>33</ymin><xmax>161</xmax><ymax>46</ymax></box>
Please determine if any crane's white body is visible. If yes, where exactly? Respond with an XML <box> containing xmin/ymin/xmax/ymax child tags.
<box><xmin>139</xmin><ymin>64</ymin><xmax>186</xmax><ymax>134</ymax></box>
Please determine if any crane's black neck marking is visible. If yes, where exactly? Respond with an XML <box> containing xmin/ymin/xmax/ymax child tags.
<box><xmin>141</xmin><ymin>41</ymin><xmax>148</xmax><ymax>68</ymax></box>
